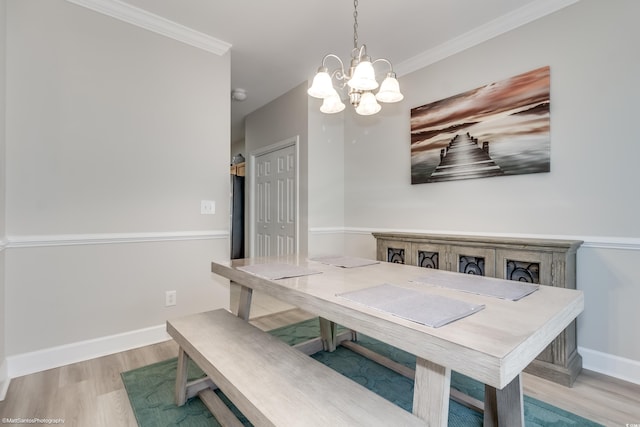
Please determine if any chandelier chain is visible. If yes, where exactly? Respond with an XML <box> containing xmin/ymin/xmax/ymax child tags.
<box><xmin>353</xmin><ymin>0</ymin><xmax>359</xmax><ymax>50</ymax></box>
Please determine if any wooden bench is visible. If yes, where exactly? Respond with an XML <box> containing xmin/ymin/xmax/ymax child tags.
<box><xmin>166</xmin><ymin>309</ymin><xmax>427</xmax><ymax>427</ymax></box>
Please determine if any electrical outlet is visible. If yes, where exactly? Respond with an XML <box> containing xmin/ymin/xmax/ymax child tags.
<box><xmin>165</xmin><ymin>290</ymin><xmax>177</xmax><ymax>307</ymax></box>
<box><xmin>200</xmin><ymin>200</ymin><xmax>215</xmax><ymax>215</ymax></box>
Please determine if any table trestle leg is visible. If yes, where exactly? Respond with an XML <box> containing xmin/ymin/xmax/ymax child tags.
<box><xmin>483</xmin><ymin>373</ymin><xmax>524</xmax><ymax>427</ymax></box>
<box><xmin>236</xmin><ymin>284</ymin><xmax>253</xmax><ymax>321</ymax></box>
<box><xmin>319</xmin><ymin>318</ymin><xmax>337</xmax><ymax>351</ymax></box>
<box><xmin>413</xmin><ymin>357</ymin><xmax>451</xmax><ymax>427</ymax></box>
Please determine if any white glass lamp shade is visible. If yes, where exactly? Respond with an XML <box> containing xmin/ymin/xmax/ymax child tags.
<box><xmin>376</xmin><ymin>74</ymin><xmax>404</xmax><ymax>103</ymax></box>
<box><xmin>307</xmin><ymin>70</ymin><xmax>334</xmax><ymax>99</ymax></box>
<box><xmin>355</xmin><ymin>91</ymin><xmax>381</xmax><ymax>115</ymax></box>
<box><xmin>320</xmin><ymin>89</ymin><xmax>346</xmax><ymax>114</ymax></box>
<box><xmin>348</xmin><ymin>60</ymin><xmax>379</xmax><ymax>91</ymax></box>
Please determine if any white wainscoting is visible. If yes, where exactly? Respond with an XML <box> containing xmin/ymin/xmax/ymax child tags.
<box><xmin>3</xmin><ymin>230</ymin><xmax>228</xmax><ymax>380</ymax></box>
<box><xmin>4</xmin><ymin>229</ymin><xmax>638</xmax><ymax>384</ymax></box>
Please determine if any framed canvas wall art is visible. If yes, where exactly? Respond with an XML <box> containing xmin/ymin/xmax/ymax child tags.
<box><xmin>410</xmin><ymin>66</ymin><xmax>551</xmax><ymax>184</ymax></box>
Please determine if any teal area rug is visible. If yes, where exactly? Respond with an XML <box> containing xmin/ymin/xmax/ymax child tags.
<box><xmin>122</xmin><ymin>318</ymin><xmax>602</xmax><ymax>426</ymax></box>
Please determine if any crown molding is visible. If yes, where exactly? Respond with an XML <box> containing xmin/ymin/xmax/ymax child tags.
<box><xmin>6</xmin><ymin>230</ymin><xmax>228</xmax><ymax>248</ymax></box>
<box><xmin>395</xmin><ymin>0</ymin><xmax>579</xmax><ymax>76</ymax></box>
<box><xmin>65</xmin><ymin>0</ymin><xmax>231</xmax><ymax>55</ymax></box>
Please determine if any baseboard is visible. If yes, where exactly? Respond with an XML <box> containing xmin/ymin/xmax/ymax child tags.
<box><xmin>0</xmin><ymin>359</ymin><xmax>9</xmax><ymax>401</ymax></box>
<box><xmin>579</xmin><ymin>346</ymin><xmax>640</xmax><ymax>386</ymax></box>
<box><xmin>6</xmin><ymin>324</ymin><xmax>171</xmax><ymax>379</ymax></box>
<box><xmin>4</xmin><ymin>324</ymin><xmax>639</xmax><ymax>387</ymax></box>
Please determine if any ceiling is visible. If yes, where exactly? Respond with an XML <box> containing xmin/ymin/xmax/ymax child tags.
<box><xmin>118</xmin><ymin>0</ymin><xmax>575</xmax><ymax>144</ymax></box>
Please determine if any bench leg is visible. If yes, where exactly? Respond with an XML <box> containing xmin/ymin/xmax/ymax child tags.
<box><xmin>175</xmin><ymin>347</ymin><xmax>190</xmax><ymax>406</ymax></box>
<box><xmin>483</xmin><ymin>374</ymin><xmax>524</xmax><ymax>427</ymax></box>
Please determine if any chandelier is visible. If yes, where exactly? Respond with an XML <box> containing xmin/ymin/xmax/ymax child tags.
<box><xmin>307</xmin><ymin>0</ymin><xmax>404</xmax><ymax>116</ymax></box>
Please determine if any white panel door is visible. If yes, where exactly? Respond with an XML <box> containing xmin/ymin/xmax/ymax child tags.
<box><xmin>254</xmin><ymin>144</ymin><xmax>296</xmax><ymax>257</ymax></box>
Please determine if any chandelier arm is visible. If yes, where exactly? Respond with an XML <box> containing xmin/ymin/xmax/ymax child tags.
<box><xmin>331</xmin><ymin>69</ymin><xmax>349</xmax><ymax>85</ymax></box>
<box><xmin>322</xmin><ymin>53</ymin><xmax>344</xmax><ymax>68</ymax></box>
<box><xmin>321</xmin><ymin>53</ymin><xmax>347</xmax><ymax>79</ymax></box>
<box><xmin>372</xmin><ymin>58</ymin><xmax>395</xmax><ymax>72</ymax></box>
<box><xmin>352</xmin><ymin>45</ymin><xmax>368</xmax><ymax>62</ymax></box>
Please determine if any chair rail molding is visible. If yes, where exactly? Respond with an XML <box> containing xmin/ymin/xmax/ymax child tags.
<box><xmin>65</xmin><ymin>0</ymin><xmax>231</xmax><ymax>55</ymax></box>
<box><xmin>343</xmin><ymin>227</ymin><xmax>640</xmax><ymax>252</ymax></box>
<box><xmin>6</xmin><ymin>230</ymin><xmax>228</xmax><ymax>248</ymax></box>
<box><xmin>309</xmin><ymin>227</ymin><xmax>344</xmax><ymax>235</ymax></box>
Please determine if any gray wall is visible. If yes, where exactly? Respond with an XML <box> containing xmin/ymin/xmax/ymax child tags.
<box><xmin>244</xmin><ymin>83</ymin><xmax>347</xmax><ymax>258</ymax></box>
<box><xmin>342</xmin><ymin>0</ymin><xmax>640</xmax><ymax>379</ymax></box>
<box><xmin>307</xmin><ymin>101</ymin><xmax>345</xmax><ymax>256</ymax></box>
<box><xmin>245</xmin><ymin>82</ymin><xmax>309</xmax><ymax>256</ymax></box>
<box><xmin>4</xmin><ymin>0</ymin><xmax>231</xmax><ymax>358</ymax></box>
<box><xmin>244</xmin><ymin>81</ymin><xmax>350</xmax><ymax>258</ymax></box>
<box><xmin>345</xmin><ymin>0</ymin><xmax>639</xmax><ymax>237</ymax></box>
<box><xmin>0</xmin><ymin>0</ymin><xmax>7</xmax><ymax>389</ymax></box>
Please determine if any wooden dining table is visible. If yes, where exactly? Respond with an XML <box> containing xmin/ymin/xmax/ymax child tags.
<box><xmin>211</xmin><ymin>255</ymin><xmax>584</xmax><ymax>427</ymax></box>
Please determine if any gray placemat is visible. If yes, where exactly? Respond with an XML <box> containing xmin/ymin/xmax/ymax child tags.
<box><xmin>310</xmin><ymin>255</ymin><xmax>379</xmax><ymax>268</ymax></box>
<box><xmin>337</xmin><ymin>283</ymin><xmax>485</xmax><ymax>328</ymax></box>
<box><xmin>237</xmin><ymin>263</ymin><xmax>322</xmax><ymax>280</ymax></box>
<box><xmin>411</xmin><ymin>270</ymin><xmax>538</xmax><ymax>301</ymax></box>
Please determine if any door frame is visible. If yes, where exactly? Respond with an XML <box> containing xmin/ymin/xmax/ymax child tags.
<box><xmin>248</xmin><ymin>135</ymin><xmax>300</xmax><ymax>257</ymax></box>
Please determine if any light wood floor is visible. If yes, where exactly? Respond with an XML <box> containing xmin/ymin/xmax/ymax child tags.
<box><xmin>1</xmin><ymin>308</ymin><xmax>638</xmax><ymax>427</ymax></box>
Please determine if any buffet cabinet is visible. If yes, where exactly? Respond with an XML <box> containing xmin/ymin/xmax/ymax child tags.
<box><xmin>373</xmin><ymin>232</ymin><xmax>583</xmax><ymax>386</ymax></box>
